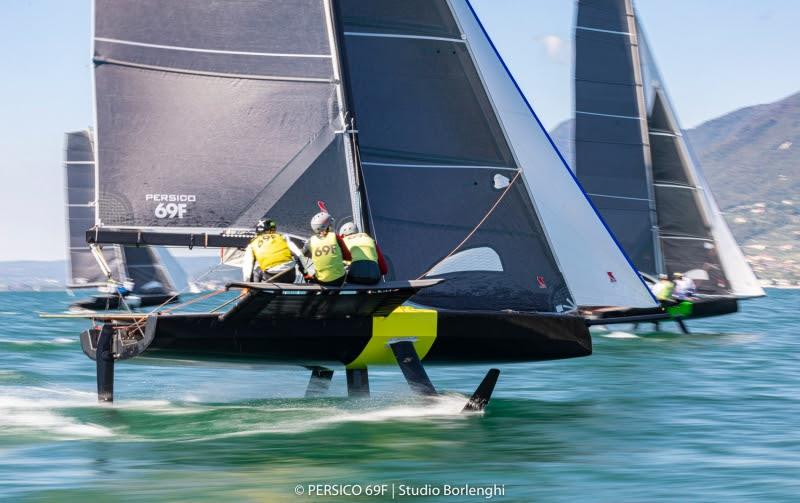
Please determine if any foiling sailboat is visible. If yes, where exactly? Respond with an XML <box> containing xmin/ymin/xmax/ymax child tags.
<box><xmin>69</xmin><ymin>0</ymin><xmax>658</xmax><ymax>409</ymax></box>
<box><xmin>574</xmin><ymin>0</ymin><xmax>765</xmax><ymax>331</ymax></box>
<box><xmin>64</xmin><ymin>130</ymin><xmax>180</xmax><ymax>311</ymax></box>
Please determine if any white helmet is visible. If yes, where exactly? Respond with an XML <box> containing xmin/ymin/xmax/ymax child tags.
<box><xmin>311</xmin><ymin>212</ymin><xmax>332</xmax><ymax>233</ymax></box>
<box><xmin>339</xmin><ymin>222</ymin><xmax>358</xmax><ymax>236</ymax></box>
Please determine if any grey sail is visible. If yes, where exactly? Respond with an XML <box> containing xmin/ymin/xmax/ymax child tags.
<box><xmin>574</xmin><ymin>0</ymin><xmax>659</xmax><ymax>276</ymax></box>
<box><xmin>336</xmin><ymin>0</ymin><xmax>570</xmax><ymax>312</ymax></box>
<box><xmin>575</xmin><ymin>0</ymin><xmax>764</xmax><ymax>297</ymax></box>
<box><xmin>64</xmin><ymin>130</ymin><xmax>125</xmax><ymax>288</ymax></box>
<box><xmin>120</xmin><ymin>246</ymin><xmax>177</xmax><ymax>296</ymax></box>
<box><xmin>93</xmin><ymin>0</ymin><xmax>356</xmax><ymax>236</ymax></box>
<box><xmin>65</xmin><ymin>130</ymin><xmax>178</xmax><ymax>296</ymax></box>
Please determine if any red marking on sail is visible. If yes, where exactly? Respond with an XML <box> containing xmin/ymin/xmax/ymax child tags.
<box><xmin>607</xmin><ymin>271</ymin><xmax>617</xmax><ymax>283</ymax></box>
<box><xmin>317</xmin><ymin>200</ymin><xmax>328</xmax><ymax>212</ymax></box>
<box><xmin>537</xmin><ymin>276</ymin><xmax>546</xmax><ymax>289</ymax></box>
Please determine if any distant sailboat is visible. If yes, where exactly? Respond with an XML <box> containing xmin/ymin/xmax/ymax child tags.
<box><xmin>67</xmin><ymin>0</ymin><xmax>657</xmax><ymax>405</ymax></box>
<box><xmin>64</xmin><ymin>130</ymin><xmax>180</xmax><ymax>310</ymax></box>
<box><xmin>574</xmin><ymin>0</ymin><xmax>764</xmax><ymax>326</ymax></box>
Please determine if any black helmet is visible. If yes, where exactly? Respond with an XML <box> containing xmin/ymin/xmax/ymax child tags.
<box><xmin>255</xmin><ymin>217</ymin><xmax>276</xmax><ymax>234</ymax></box>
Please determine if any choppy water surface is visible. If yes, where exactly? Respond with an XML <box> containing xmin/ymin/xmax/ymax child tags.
<box><xmin>0</xmin><ymin>290</ymin><xmax>798</xmax><ymax>502</ymax></box>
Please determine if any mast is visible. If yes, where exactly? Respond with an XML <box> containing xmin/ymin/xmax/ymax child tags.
<box><xmin>574</xmin><ymin>0</ymin><xmax>661</xmax><ymax>277</ymax></box>
<box><xmin>327</xmin><ymin>0</ymin><xmax>372</xmax><ymax>235</ymax></box>
<box><xmin>627</xmin><ymin>0</ymin><xmax>664</xmax><ymax>275</ymax></box>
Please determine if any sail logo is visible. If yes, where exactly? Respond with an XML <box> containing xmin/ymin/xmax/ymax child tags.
<box><xmin>145</xmin><ymin>194</ymin><xmax>195</xmax><ymax>219</ymax></box>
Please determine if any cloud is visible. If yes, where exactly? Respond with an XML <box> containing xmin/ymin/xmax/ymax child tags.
<box><xmin>539</xmin><ymin>35</ymin><xmax>570</xmax><ymax>63</ymax></box>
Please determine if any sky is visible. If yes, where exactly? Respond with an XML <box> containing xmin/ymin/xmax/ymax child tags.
<box><xmin>0</xmin><ymin>0</ymin><xmax>798</xmax><ymax>262</ymax></box>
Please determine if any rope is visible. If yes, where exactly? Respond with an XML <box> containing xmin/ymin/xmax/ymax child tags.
<box><xmin>416</xmin><ymin>170</ymin><xmax>522</xmax><ymax>280</ymax></box>
<box><xmin>210</xmin><ymin>291</ymin><xmax>247</xmax><ymax>313</ymax></box>
<box><xmin>158</xmin><ymin>288</ymin><xmax>227</xmax><ymax>315</ymax></box>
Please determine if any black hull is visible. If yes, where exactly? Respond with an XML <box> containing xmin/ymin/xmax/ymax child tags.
<box><xmin>146</xmin><ymin>310</ymin><xmax>589</xmax><ymax>365</ymax></box>
<box><xmin>71</xmin><ymin>293</ymin><xmax>179</xmax><ymax>311</ymax></box>
<box><xmin>82</xmin><ymin>309</ymin><xmax>591</xmax><ymax>366</ymax></box>
<box><xmin>591</xmin><ymin>296</ymin><xmax>739</xmax><ymax>322</ymax></box>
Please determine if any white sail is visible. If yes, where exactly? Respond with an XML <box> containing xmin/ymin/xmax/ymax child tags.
<box><xmin>450</xmin><ymin>0</ymin><xmax>657</xmax><ymax>308</ymax></box>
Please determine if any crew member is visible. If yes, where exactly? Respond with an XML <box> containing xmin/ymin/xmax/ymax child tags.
<box><xmin>673</xmin><ymin>272</ymin><xmax>696</xmax><ymax>300</ymax></box>
<box><xmin>242</xmin><ymin>217</ymin><xmax>302</xmax><ymax>283</ymax></box>
<box><xmin>651</xmin><ymin>274</ymin><xmax>675</xmax><ymax>302</ymax></box>
<box><xmin>303</xmin><ymin>212</ymin><xmax>351</xmax><ymax>286</ymax></box>
<box><xmin>339</xmin><ymin>222</ymin><xmax>387</xmax><ymax>285</ymax></box>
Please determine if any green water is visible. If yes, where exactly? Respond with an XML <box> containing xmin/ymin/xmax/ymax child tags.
<box><xmin>0</xmin><ymin>290</ymin><xmax>797</xmax><ymax>502</ymax></box>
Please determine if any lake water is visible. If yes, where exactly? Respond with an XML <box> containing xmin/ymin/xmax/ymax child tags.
<box><xmin>0</xmin><ymin>289</ymin><xmax>797</xmax><ymax>502</ymax></box>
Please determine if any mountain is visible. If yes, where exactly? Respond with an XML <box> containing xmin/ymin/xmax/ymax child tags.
<box><xmin>550</xmin><ymin>91</ymin><xmax>800</xmax><ymax>285</ymax></box>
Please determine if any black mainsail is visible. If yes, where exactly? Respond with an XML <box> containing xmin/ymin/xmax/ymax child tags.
<box><xmin>64</xmin><ymin>130</ymin><xmax>178</xmax><ymax>300</ymax></box>
<box><xmin>574</xmin><ymin>0</ymin><xmax>764</xmax><ymax>298</ymax></box>
<box><xmin>93</xmin><ymin>0</ymin><xmax>357</xmax><ymax>235</ymax></box>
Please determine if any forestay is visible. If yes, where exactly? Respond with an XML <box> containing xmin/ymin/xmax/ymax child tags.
<box><xmin>93</xmin><ymin>0</ymin><xmax>356</xmax><ymax>236</ymax></box>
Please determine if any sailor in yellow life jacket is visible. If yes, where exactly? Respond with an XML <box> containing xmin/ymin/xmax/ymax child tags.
<box><xmin>302</xmin><ymin>212</ymin><xmax>350</xmax><ymax>286</ymax></box>
<box><xmin>339</xmin><ymin>222</ymin><xmax>388</xmax><ymax>285</ymax></box>
<box><xmin>242</xmin><ymin>217</ymin><xmax>303</xmax><ymax>283</ymax></box>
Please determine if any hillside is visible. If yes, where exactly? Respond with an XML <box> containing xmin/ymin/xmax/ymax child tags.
<box><xmin>551</xmin><ymin>92</ymin><xmax>799</xmax><ymax>285</ymax></box>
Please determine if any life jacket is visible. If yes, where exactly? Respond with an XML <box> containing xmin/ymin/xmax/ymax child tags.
<box><xmin>250</xmin><ymin>233</ymin><xmax>293</xmax><ymax>271</ymax></box>
<box><xmin>309</xmin><ymin>232</ymin><xmax>345</xmax><ymax>282</ymax></box>
<box><xmin>654</xmin><ymin>280</ymin><xmax>675</xmax><ymax>301</ymax></box>
<box><xmin>343</xmin><ymin>233</ymin><xmax>378</xmax><ymax>263</ymax></box>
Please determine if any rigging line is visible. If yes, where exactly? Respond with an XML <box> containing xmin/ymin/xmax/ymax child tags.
<box><xmin>158</xmin><ymin>288</ymin><xmax>227</xmax><ymax>315</ymax></box>
<box><xmin>206</xmin><ymin>266</ymin><xmax>296</xmax><ymax>313</ymax></box>
<box><xmin>145</xmin><ymin>261</ymin><xmax>229</xmax><ymax>314</ymax></box>
<box><xmin>209</xmin><ymin>291</ymin><xmax>247</xmax><ymax>313</ymax></box>
<box><xmin>124</xmin><ymin>260</ymin><xmax>233</xmax><ymax>333</ymax></box>
<box><xmin>416</xmin><ymin>170</ymin><xmax>522</xmax><ymax>280</ymax></box>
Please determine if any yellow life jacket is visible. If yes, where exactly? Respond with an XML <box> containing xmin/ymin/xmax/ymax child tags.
<box><xmin>654</xmin><ymin>280</ymin><xmax>675</xmax><ymax>301</ymax></box>
<box><xmin>343</xmin><ymin>233</ymin><xmax>378</xmax><ymax>263</ymax></box>
<box><xmin>309</xmin><ymin>232</ymin><xmax>345</xmax><ymax>282</ymax></box>
<box><xmin>250</xmin><ymin>233</ymin><xmax>293</xmax><ymax>271</ymax></box>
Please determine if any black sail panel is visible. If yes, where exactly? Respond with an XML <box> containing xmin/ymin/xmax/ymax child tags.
<box><xmin>64</xmin><ymin>131</ymin><xmax>125</xmax><ymax>288</ymax></box>
<box><xmin>121</xmin><ymin>247</ymin><xmax>176</xmax><ymax>295</ymax></box>
<box><xmin>337</xmin><ymin>0</ymin><xmax>569</xmax><ymax>312</ymax></box>
<box><xmin>574</xmin><ymin>0</ymin><xmax>658</xmax><ymax>276</ymax></box>
<box><xmin>93</xmin><ymin>0</ymin><xmax>352</xmax><ymax>234</ymax></box>
<box><xmin>647</xmin><ymin>91</ymin><xmax>727</xmax><ymax>293</ymax></box>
